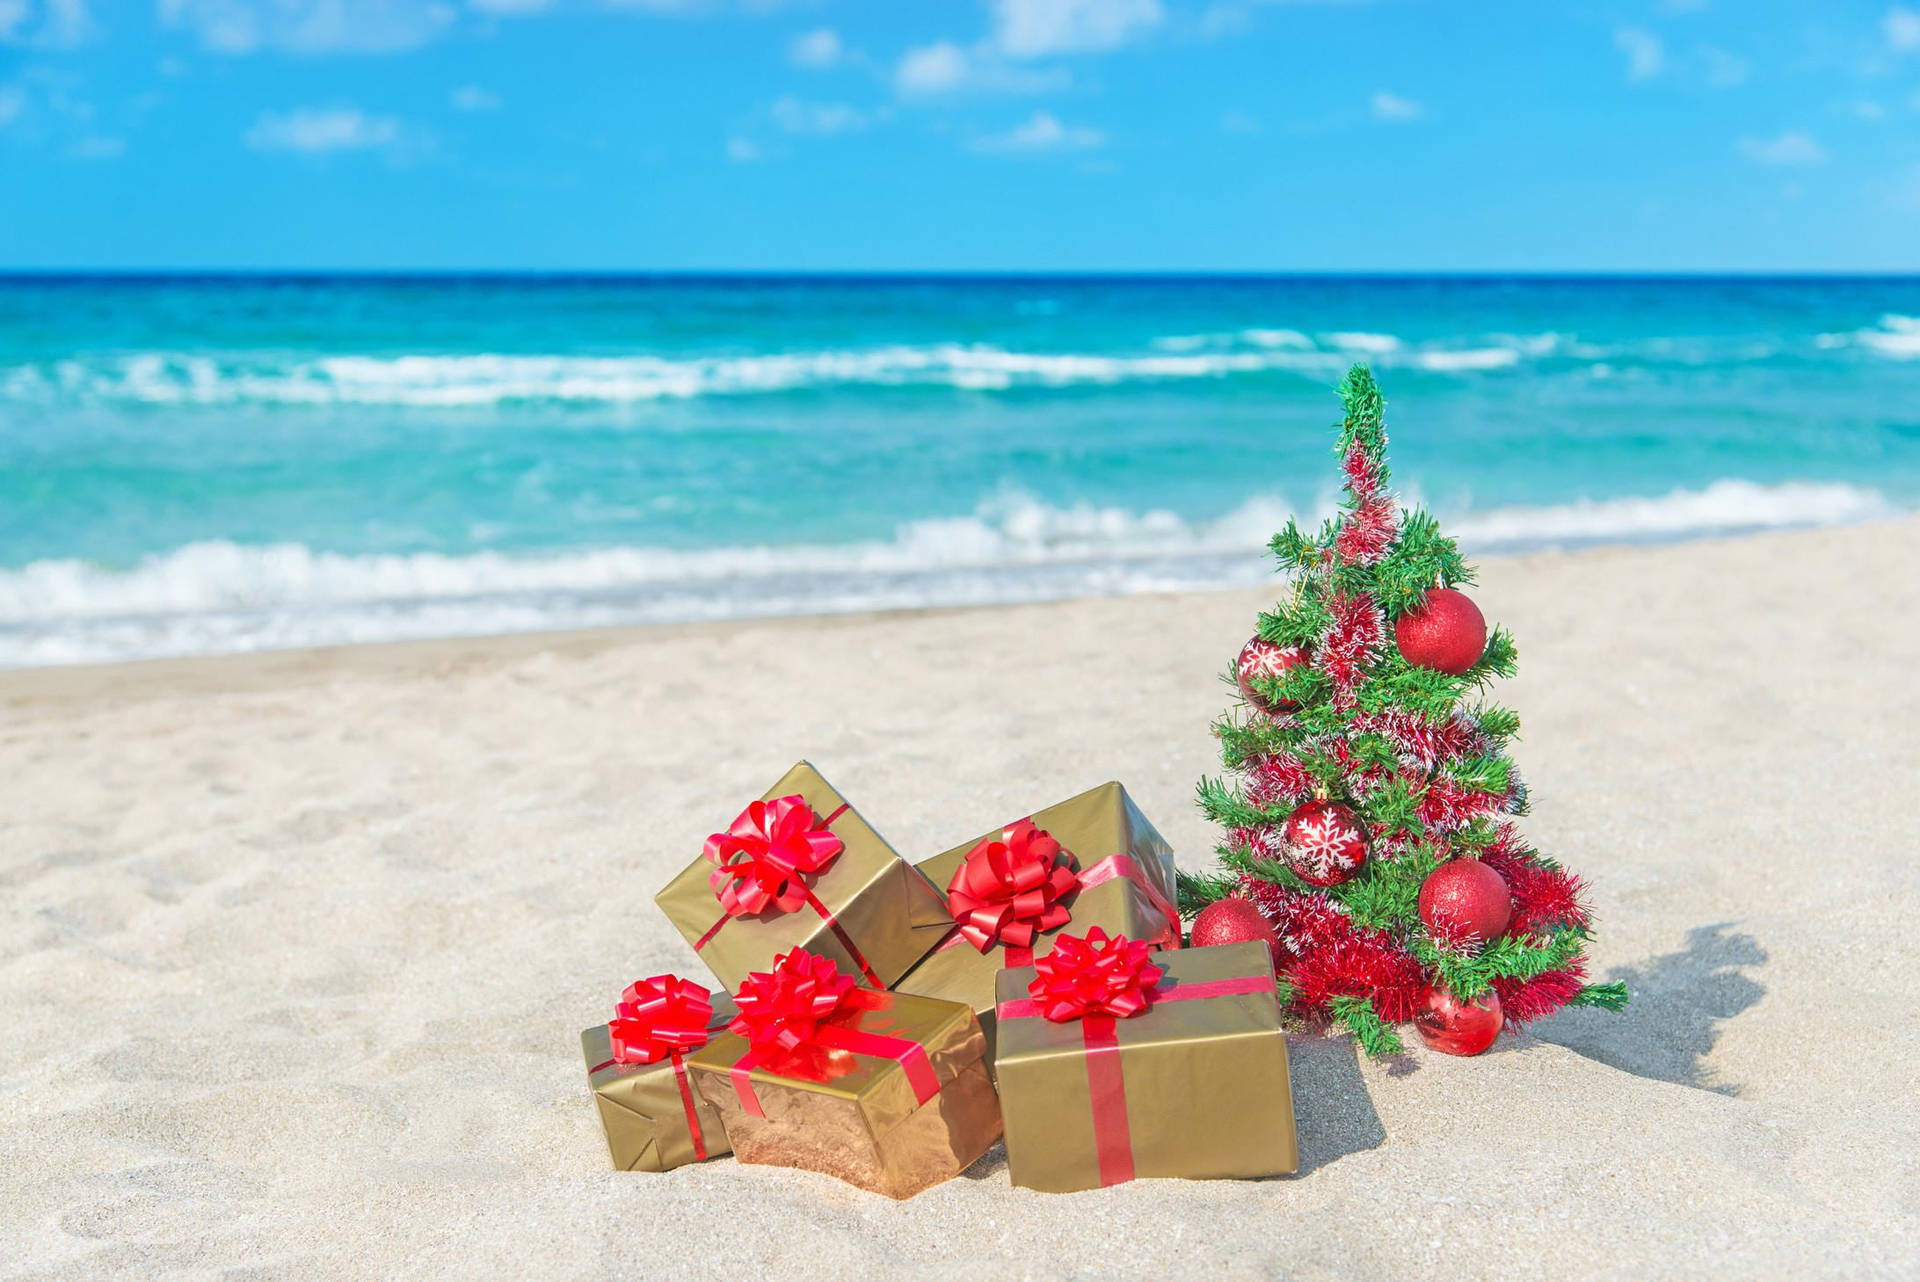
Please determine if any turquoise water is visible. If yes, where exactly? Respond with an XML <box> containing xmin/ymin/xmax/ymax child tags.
<box><xmin>3</xmin><ymin>273</ymin><xmax>1917</xmax><ymax>666</ymax></box>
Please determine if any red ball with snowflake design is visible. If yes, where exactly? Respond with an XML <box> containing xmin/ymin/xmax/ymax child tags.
<box><xmin>1236</xmin><ymin>636</ymin><xmax>1310</xmax><ymax>714</ymax></box>
<box><xmin>1279</xmin><ymin>799</ymin><xmax>1368</xmax><ymax>887</ymax></box>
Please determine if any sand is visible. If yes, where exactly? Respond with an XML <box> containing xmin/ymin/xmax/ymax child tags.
<box><xmin>4</xmin><ymin>519</ymin><xmax>1918</xmax><ymax>1279</ymax></box>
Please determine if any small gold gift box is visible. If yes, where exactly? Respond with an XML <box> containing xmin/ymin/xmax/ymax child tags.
<box><xmin>995</xmin><ymin>938</ymin><xmax>1298</xmax><ymax>1193</ymax></box>
<box><xmin>656</xmin><ymin>762</ymin><xmax>952</xmax><ymax>993</ymax></box>
<box><xmin>580</xmin><ymin>979</ymin><xmax>735</xmax><ymax>1172</ymax></box>
<box><xmin>895</xmin><ymin>781</ymin><xmax>1181</xmax><ymax>1053</ymax></box>
<box><xmin>687</xmin><ymin>952</ymin><xmax>1002</xmax><ymax>1199</ymax></box>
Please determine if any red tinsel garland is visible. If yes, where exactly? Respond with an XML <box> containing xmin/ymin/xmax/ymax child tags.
<box><xmin>1317</xmin><ymin>591</ymin><xmax>1386</xmax><ymax>711</ymax></box>
<box><xmin>1492</xmin><ymin>961</ymin><xmax>1589</xmax><ymax>1025</ymax></box>
<box><xmin>1334</xmin><ymin>496</ymin><xmax>1398</xmax><ymax>565</ymax></box>
<box><xmin>1481</xmin><ymin>845</ymin><xmax>1590</xmax><ymax>939</ymax></box>
<box><xmin>1244</xmin><ymin>750</ymin><xmax>1317</xmax><ymax>810</ymax></box>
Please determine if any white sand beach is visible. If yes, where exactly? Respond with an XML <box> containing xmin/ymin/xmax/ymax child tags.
<box><xmin>4</xmin><ymin>519</ymin><xmax>1918</xmax><ymax>1279</ymax></box>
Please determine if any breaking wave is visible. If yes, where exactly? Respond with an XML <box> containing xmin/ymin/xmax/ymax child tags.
<box><xmin>0</xmin><ymin>480</ymin><xmax>1894</xmax><ymax>668</ymax></box>
<box><xmin>0</xmin><ymin>332</ymin><xmax>1591</xmax><ymax>408</ymax></box>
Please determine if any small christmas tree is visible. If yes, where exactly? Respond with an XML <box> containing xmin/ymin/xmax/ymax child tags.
<box><xmin>1182</xmin><ymin>365</ymin><xmax>1626</xmax><ymax>1057</ymax></box>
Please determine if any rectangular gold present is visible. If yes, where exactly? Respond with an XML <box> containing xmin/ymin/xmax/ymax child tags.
<box><xmin>687</xmin><ymin>987</ymin><xmax>1002</xmax><ymax>1200</ymax></box>
<box><xmin>581</xmin><ymin>990</ymin><xmax>736</xmax><ymax>1172</ymax></box>
<box><xmin>656</xmin><ymin>762</ymin><xmax>951</xmax><ymax>992</ymax></box>
<box><xmin>894</xmin><ymin>780</ymin><xmax>1181</xmax><ymax>1050</ymax></box>
<box><xmin>994</xmin><ymin>940</ymin><xmax>1298</xmax><ymax>1193</ymax></box>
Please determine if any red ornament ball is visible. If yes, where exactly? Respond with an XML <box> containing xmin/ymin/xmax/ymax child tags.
<box><xmin>1280</xmin><ymin>799</ymin><xmax>1368</xmax><ymax>887</ymax></box>
<box><xmin>1394</xmin><ymin>587</ymin><xmax>1487</xmax><ymax>675</ymax></box>
<box><xmin>1414</xmin><ymin>984</ymin><xmax>1504</xmax><ymax>1056</ymax></box>
<box><xmin>1418</xmin><ymin>859</ymin><xmax>1513</xmax><ymax>947</ymax></box>
<box><xmin>1189</xmin><ymin>896</ymin><xmax>1285</xmax><ymax>971</ymax></box>
<box><xmin>1236</xmin><ymin>637</ymin><xmax>1310</xmax><ymax>714</ymax></box>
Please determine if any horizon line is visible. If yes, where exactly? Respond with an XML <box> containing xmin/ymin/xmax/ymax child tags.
<box><xmin>6</xmin><ymin>267</ymin><xmax>1920</xmax><ymax>282</ymax></box>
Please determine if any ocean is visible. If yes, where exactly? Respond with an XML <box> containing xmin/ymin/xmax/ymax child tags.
<box><xmin>3</xmin><ymin>273</ymin><xmax>1917</xmax><ymax>669</ymax></box>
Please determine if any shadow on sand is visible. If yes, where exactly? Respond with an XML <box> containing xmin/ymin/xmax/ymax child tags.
<box><xmin>1288</xmin><ymin>1034</ymin><xmax>1387</xmax><ymax>1176</ymax></box>
<box><xmin>1535</xmin><ymin>920</ymin><xmax>1767</xmax><ymax>1095</ymax></box>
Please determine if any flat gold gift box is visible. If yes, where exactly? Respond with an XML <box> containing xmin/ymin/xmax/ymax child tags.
<box><xmin>894</xmin><ymin>780</ymin><xmax>1180</xmax><ymax>1051</ymax></box>
<box><xmin>656</xmin><ymin>762</ymin><xmax>952</xmax><ymax>993</ymax></box>
<box><xmin>994</xmin><ymin>940</ymin><xmax>1298</xmax><ymax>1193</ymax></box>
<box><xmin>687</xmin><ymin>990</ymin><xmax>1002</xmax><ymax>1199</ymax></box>
<box><xmin>581</xmin><ymin>994</ymin><xmax>736</xmax><ymax>1173</ymax></box>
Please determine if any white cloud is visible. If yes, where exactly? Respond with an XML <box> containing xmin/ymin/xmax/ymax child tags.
<box><xmin>469</xmin><ymin>0</ymin><xmax>552</xmax><ymax>12</ymax></box>
<box><xmin>1737</xmin><ymin>129</ymin><xmax>1828</xmax><ymax>166</ymax></box>
<box><xmin>989</xmin><ymin>0</ymin><xmax>1161</xmax><ymax>59</ymax></box>
<box><xmin>1614</xmin><ymin>26</ymin><xmax>1665</xmax><ymax>81</ymax></box>
<box><xmin>160</xmin><ymin>0</ymin><xmax>456</xmax><ymax>55</ymax></box>
<box><xmin>725</xmin><ymin>135</ymin><xmax>760</xmax><ymax>163</ymax></box>
<box><xmin>895</xmin><ymin>41</ymin><xmax>970</xmax><ymax>95</ymax></box>
<box><xmin>790</xmin><ymin>27</ymin><xmax>845</xmax><ymax>68</ymax></box>
<box><xmin>1370</xmin><ymin>90</ymin><xmax>1422</xmax><ymax>121</ymax></box>
<box><xmin>246</xmin><ymin>107</ymin><xmax>403</xmax><ymax>154</ymax></box>
<box><xmin>1852</xmin><ymin>99</ymin><xmax>1886</xmax><ymax>120</ymax></box>
<box><xmin>971</xmin><ymin>109</ymin><xmax>1103</xmax><ymax>154</ymax></box>
<box><xmin>0</xmin><ymin>85</ymin><xmax>23</xmax><ymax>125</ymax></box>
<box><xmin>69</xmin><ymin>133</ymin><xmax>122</xmax><ymax>158</ymax></box>
<box><xmin>1888</xmin><ymin>6</ymin><xmax>1920</xmax><ymax>51</ymax></box>
<box><xmin>769</xmin><ymin>95</ymin><xmax>870</xmax><ymax>135</ymax></box>
<box><xmin>1219</xmin><ymin>109</ymin><xmax>1258</xmax><ymax>134</ymax></box>
<box><xmin>893</xmin><ymin>40</ymin><xmax>1069</xmax><ymax>97</ymax></box>
<box><xmin>451</xmin><ymin>84</ymin><xmax>500</xmax><ymax>111</ymax></box>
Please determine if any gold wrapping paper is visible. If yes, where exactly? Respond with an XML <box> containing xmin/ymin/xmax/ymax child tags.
<box><xmin>656</xmin><ymin>762</ymin><xmax>951</xmax><ymax>992</ymax></box>
<box><xmin>994</xmin><ymin>940</ymin><xmax>1298</xmax><ymax>1193</ymax></box>
<box><xmin>687</xmin><ymin>990</ymin><xmax>1002</xmax><ymax>1199</ymax></box>
<box><xmin>894</xmin><ymin>780</ymin><xmax>1180</xmax><ymax>1052</ymax></box>
<box><xmin>581</xmin><ymin>993</ymin><xmax>736</xmax><ymax>1172</ymax></box>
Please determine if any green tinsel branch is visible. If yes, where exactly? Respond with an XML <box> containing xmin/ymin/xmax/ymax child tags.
<box><xmin>1570</xmin><ymin>981</ymin><xmax>1630</xmax><ymax>1011</ymax></box>
<box><xmin>1329</xmin><ymin>994</ymin><xmax>1404</xmax><ymax>1058</ymax></box>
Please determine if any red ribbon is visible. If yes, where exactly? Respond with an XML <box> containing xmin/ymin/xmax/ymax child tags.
<box><xmin>996</xmin><ymin>931</ymin><xmax>1275</xmax><ymax>1187</ymax></box>
<box><xmin>704</xmin><ymin>795</ymin><xmax>845</xmax><ymax>916</ymax></box>
<box><xmin>933</xmin><ymin>820</ymin><xmax>1181</xmax><ymax>968</ymax></box>
<box><xmin>945</xmin><ymin>820</ymin><xmax>1079</xmax><ymax>963</ymax></box>
<box><xmin>725</xmin><ymin>948</ymin><xmax>940</xmax><ymax>1119</ymax></box>
<box><xmin>1074</xmin><ymin>854</ymin><xmax>1182</xmax><ymax>951</ymax></box>
<box><xmin>607</xmin><ymin>974</ymin><xmax>716</xmax><ymax>1065</ymax></box>
<box><xmin>692</xmin><ymin>796</ymin><xmax>881</xmax><ymax>986</ymax></box>
<box><xmin>592</xmin><ymin>973</ymin><xmax>722</xmax><ymax>1163</ymax></box>
<box><xmin>1025</xmin><ymin>927</ymin><xmax>1165</xmax><ymax>1022</ymax></box>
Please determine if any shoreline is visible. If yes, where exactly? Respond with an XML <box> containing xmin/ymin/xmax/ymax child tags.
<box><xmin>5</xmin><ymin>515</ymin><xmax>1911</xmax><ymax>706</ymax></box>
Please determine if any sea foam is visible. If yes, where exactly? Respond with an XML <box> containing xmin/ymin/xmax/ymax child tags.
<box><xmin>0</xmin><ymin>481</ymin><xmax>1892</xmax><ymax>668</ymax></box>
<box><xmin>0</xmin><ymin>332</ymin><xmax>1591</xmax><ymax>408</ymax></box>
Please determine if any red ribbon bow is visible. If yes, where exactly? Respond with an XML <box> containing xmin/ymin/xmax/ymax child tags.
<box><xmin>704</xmin><ymin>795</ymin><xmax>845</xmax><ymax>918</ymax></box>
<box><xmin>727</xmin><ymin>947</ymin><xmax>865</xmax><ymax>1079</ymax></box>
<box><xmin>608</xmin><ymin>974</ymin><xmax>717</xmax><ymax>1066</ymax></box>
<box><xmin>946</xmin><ymin>819</ymin><xmax>1080</xmax><ymax>954</ymax></box>
<box><xmin>1027</xmin><ymin>928</ymin><xmax>1165</xmax><ymax>1023</ymax></box>
<box><xmin>722</xmin><ymin>949</ymin><xmax>942</xmax><ymax>1117</ymax></box>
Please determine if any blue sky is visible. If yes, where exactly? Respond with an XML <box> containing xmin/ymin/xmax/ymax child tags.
<box><xmin>2</xmin><ymin>0</ymin><xmax>1918</xmax><ymax>271</ymax></box>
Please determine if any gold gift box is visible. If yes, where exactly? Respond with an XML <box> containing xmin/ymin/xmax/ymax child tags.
<box><xmin>656</xmin><ymin>762</ymin><xmax>951</xmax><ymax>993</ymax></box>
<box><xmin>994</xmin><ymin>940</ymin><xmax>1298</xmax><ymax>1193</ymax></box>
<box><xmin>894</xmin><ymin>780</ymin><xmax>1181</xmax><ymax>1049</ymax></box>
<box><xmin>581</xmin><ymin>994</ymin><xmax>736</xmax><ymax>1173</ymax></box>
<box><xmin>687</xmin><ymin>989</ymin><xmax>1002</xmax><ymax>1199</ymax></box>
